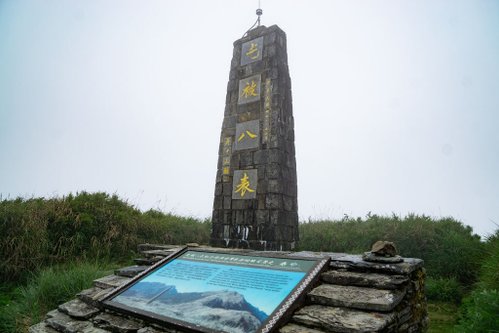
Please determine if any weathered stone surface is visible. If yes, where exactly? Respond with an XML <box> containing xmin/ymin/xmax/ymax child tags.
<box><xmin>331</xmin><ymin>254</ymin><xmax>422</xmax><ymax>275</ymax></box>
<box><xmin>141</xmin><ymin>249</ymin><xmax>178</xmax><ymax>258</ymax></box>
<box><xmin>371</xmin><ymin>241</ymin><xmax>398</xmax><ymax>256</ymax></box>
<box><xmin>138</xmin><ymin>326</ymin><xmax>179</xmax><ymax>333</ymax></box>
<box><xmin>308</xmin><ymin>284</ymin><xmax>405</xmax><ymax>312</ymax></box>
<box><xmin>133</xmin><ymin>258</ymin><xmax>155</xmax><ymax>266</ymax></box>
<box><xmin>321</xmin><ymin>270</ymin><xmax>408</xmax><ymax>290</ymax></box>
<box><xmin>46</xmin><ymin>309</ymin><xmax>109</xmax><ymax>333</ymax></box>
<box><xmin>58</xmin><ymin>298</ymin><xmax>99</xmax><ymax>319</ymax></box>
<box><xmin>115</xmin><ymin>265</ymin><xmax>149</xmax><ymax>278</ymax></box>
<box><xmin>92</xmin><ymin>313</ymin><xmax>143</xmax><ymax>332</ymax></box>
<box><xmin>94</xmin><ymin>275</ymin><xmax>131</xmax><ymax>289</ymax></box>
<box><xmin>28</xmin><ymin>322</ymin><xmax>59</xmax><ymax>333</ymax></box>
<box><xmin>30</xmin><ymin>245</ymin><xmax>428</xmax><ymax>333</ymax></box>
<box><xmin>212</xmin><ymin>25</ymin><xmax>298</xmax><ymax>251</ymax></box>
<box><xmin>137</xmin><ymin>244</ymin><xmax>180</xmax><ymax>253</ymax></box>
<box><xmin>289</xmin><ymin>252</ymin><xmax>423</xmax><ymax>275</ymax></box>
<box><xmin>292</xmin><ymin>305</ymin><xmax>397</xmax><ymax>333</ymax></box>
<box><xmin>279</xmin><ymin>323</ymin><xmax>327</xmax><ymax>333</ymax></box>
<box><xmin>362</xmin><ymin>252</ymin><xmax>403</xmax><ymax>263</ymax></box>
<box><xmin>78</xmin><ymin>286</ymin><xmax>114</xmax><ymax>305</ymax></box>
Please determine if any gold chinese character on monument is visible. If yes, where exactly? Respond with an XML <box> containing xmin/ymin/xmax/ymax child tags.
<box><xmin>237</xmin><ymin>130</ymin><xmax>258</xmax><ymax>142</ymax></box>
<box><xmin>246</xmin><ymin>43</ymin><xmax>260</xmax><ymax>59</ymax></box>
<box><xmin>223</xmin><ymin>167</ymin><xmax>230</xmax><ymax>175</ymax></box>
<box><xmin>235</xmin><ymin>172</ymin><xmax>255</xmax><ymax>197</ymax></box>
<box><xmin>241</xmin><ymin>80</ymin><xmax>258</xmax><ymax>98</ymax></box>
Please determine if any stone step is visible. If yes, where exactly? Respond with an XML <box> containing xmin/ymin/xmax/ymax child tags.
<box><xmin>92</xmin><ymin>313</ymin><xmax>143</xmax><ymax>332</ymax></box>
<box><xmin>115</xmin><ymin>265</ymin><xmax>149</xmax><ymax>278</ymax></box>
<box><xmin>28</xmin><ymin>322</ymin><xmax>58</xmax><ymax>333</ymax></box>
<box><xmin>326</xmin><ymin>254</ymin><xmax>423</xmax><ymax>275</ymax></box>
<box><xmin>93</xmin><ymin>275</ymin><xmax>131</xmax><ymax>289</ymax></box>
<box><xmin>140</xmin><ymin>249</ymin><xmax>178</xmax><ymax>258</ymax></box>
<box><xmin>137</xmin><ymin>327</ymin><xmax>176</xmax><ymax>333</ymax></box>
<box><xmin>77</xmin><ymin>287</ymin><xmax>114</xmax><ymax>306</ymax></box>
<box><xmin>58</xmin><ymin>299</ymin><xmax>99</xmax><ymax>320</ymax></box>
<box><xmin>46</xmin><ymin>309</ymin><xmax>110</xmax><ymax>333</ymax></box>
<box><xmin>133</xmin><ymin>258</ymin><xmax>156</xmax><ymax>266</ymax></box>
<box><xmin>279</xmin><ymin>323</ymin><xmax>327</xmax><ymax>333</ymax></box>
<box><xmin>308</xmin><ymin>284</ymin><xmax>405</xmax><ymax>312</ymax></box>
<box><xmin>292</xmin><ymin>305</ymin><xmax>397</xmax><ymax>333</ymax></box>
<box><xmin>321</xmin><ymin>270</ymin><xmax>408</xmax><ymax>290</ymax></box>
<box><xmin>137</xmin><ymin>243</ymin><xmax>181</xmax><ymax>253</ymax></box>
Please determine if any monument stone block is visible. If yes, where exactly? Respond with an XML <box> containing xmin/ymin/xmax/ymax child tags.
<box><xmin>212</xmin><ymin>25</ymin><xmax>298</xmax><ymax>251</ymax></box>
<box><xmin>241</xmin><ymin>36</ymin><xmax>264</xmax><ymax>66</ymax></box>
<box><xmin>232</xmin><ymin>169</ymin><xmax>258</xmax><ymax>200</ymax></box>
<box><xmin>238</xmin><ymin>74</ymin><xmax>261</xmax><ymax>105</ymax></box>
<box><xmin>235</xmin><ymin>120</ymin><xmax>260</xmax><ymax>150</ymax></box>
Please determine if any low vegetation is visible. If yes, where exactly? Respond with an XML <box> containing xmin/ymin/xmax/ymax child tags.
<box><xmin>0</xmin><ymin>192</ymin><xmax>497</xmax><ymax>332</ymax></box>
<box><xmin>0</xmin><ymin>192</ymin><xmax>210</xmax><ymax>282</ymax></box>
<box><xmin>0</xmin><ymin>262</ymin><xmax>116</xmax><ymax>332</ymax></box>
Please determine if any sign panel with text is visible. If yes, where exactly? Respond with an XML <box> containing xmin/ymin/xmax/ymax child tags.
<box><xmin>102</xmin><ymin>248</ymin><xmax>329</xmax><ymax>333</ymax></box>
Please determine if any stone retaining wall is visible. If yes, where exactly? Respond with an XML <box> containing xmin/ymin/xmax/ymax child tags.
<box><xmin>29</xmin><ymin>244</ymin><xmax>428</xmax><ymax>333</ymax></box>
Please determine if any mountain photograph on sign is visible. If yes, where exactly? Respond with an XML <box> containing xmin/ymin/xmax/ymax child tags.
<box><xmin>113</xmin><ymin>281</ymin><xmax>268</xmax><ymax>333</ymax></box>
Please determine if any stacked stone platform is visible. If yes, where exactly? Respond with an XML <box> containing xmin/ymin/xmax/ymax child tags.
<box><xmin>29</xmin><ymin>244</ymin><xmax>428</xmax><ymax>333</ymax></box>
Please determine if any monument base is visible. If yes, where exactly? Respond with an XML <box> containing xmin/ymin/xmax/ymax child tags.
<box><xmin>29</xmin><ymin>244</ymin><xmax>429</xmax><ymax>333</ymax></box>
<box><xmin>210</xmin><ymin>238</ymin><xmax>296</xmax><ymax>251</ymax></box>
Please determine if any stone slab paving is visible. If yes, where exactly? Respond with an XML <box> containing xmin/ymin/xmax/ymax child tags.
<box><xmin>29</xmin><ymin>245</ymin><xmax>427</xmax><ymax>333</ymax></box>
<box><xmin>115</xmin><ymin>265</ymin><xmax>149</xmax><ymax>277</ymax></box>
<box><xmin>28</xmin><ymin>322</ymin><xmax>59</xmax><ymax>333</ymax></box>
<box><xmin>93</xmin><ymin>275</ymin><xmax>131</xmax><ymax>289</ymax></box>
<box><xmin>45</xmin><ymin>309</ymin><xmax>110</xmax><ymax>333</ymax></box>
<box><xmin>58</xmin><ymin>299</ymin><xmax>99</xmax><ymax>320</ymax></box>
<box><xmin>321</xmin><ymin>270</ymin><xmax>409</xmax><ymax>290</ymax></box>
<box><xmin>92</xmin><ymin>312</ymin><xmax>143</xmax><ymax>332</ymax></box>
<box><xmin>279</xmin><ymin>323</ymin><xmax>328</xmax><ymax>333</ymax></box>
<box><xmin>308</xmin><ymin>284</ymin><xmax>406</xmax><ymax>312</ymax></box>
<box><xmin>292</xmin><ymin>305</ymin><xmax>397</xmax><ymax>333</ymax></box>
<box><xmin>77</xmin><ymin>286</ymin><xmax>114</xmax><ymax>306</ymax></box>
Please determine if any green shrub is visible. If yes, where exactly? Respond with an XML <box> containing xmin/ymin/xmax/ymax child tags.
<box><xmin>0</xmin><ymin>192</ymin><xmax>210</xmax><ymax>282</ymax></box>
<box><xmin>478</xmin><ymin>229</ymin><xmax>499</xmax><ymax>290</ymax></box>
<box><xmin>455</xmin><ymin>289</ymin><xmax>499</xmax><ymax>332</ymax></box>
<box><xmin>0</xmin><ymin>261</ymin><xmax>116</xmax><ymax>333</ymax></box>
<box><xmin>426</xmin><ymin>277</ymin><xmax>464</xmax><ymax>303</ymax></box>
<box><xmin>298</xmin><ymin>214</ymin><xmax>484</xmax><ymax>285</ymax></box>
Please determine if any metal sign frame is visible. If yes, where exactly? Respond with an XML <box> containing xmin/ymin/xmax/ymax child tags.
<box><xmin>102</xmin><ymin>247</ymin><xmax>329</xmax><ymax>333</ymax></box>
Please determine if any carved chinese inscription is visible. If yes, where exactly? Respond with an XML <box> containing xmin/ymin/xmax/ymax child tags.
<box><xmin>238</xmin><ymin>74</ymin><xmax>261</xmax><ymax>105</ymax></box>
<box><xmin>241</xmin><ymin>36</ymin><xmax>263</xmax><ymax>66</ymax></box>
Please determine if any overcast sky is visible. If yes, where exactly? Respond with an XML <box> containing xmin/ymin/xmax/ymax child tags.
<box><xmin>1</xmin><ymin>1</ymin><xmax>498</xmax><ymax>238</ymax></box>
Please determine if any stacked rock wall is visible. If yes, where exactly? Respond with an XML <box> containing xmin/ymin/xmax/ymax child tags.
<box><xmin>29</xmin><ymin>244</ymin><xmax>428</xmax><ymax>333</ymax></box>
<box><xmin>211</xmin><ymin>25</ymin><xmax>298</xmax><ymax>251</ymax></box>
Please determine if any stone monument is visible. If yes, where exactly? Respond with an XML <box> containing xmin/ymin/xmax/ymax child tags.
<box><xmin>211</xmin><ymin>25</ymin><xmax>298</xmax><ymax>251</ymax></box>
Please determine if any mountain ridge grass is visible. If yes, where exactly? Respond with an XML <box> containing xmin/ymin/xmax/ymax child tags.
<box><xmin>1</xmin><ymin>192</ymin><xmax>497</xmax><ymax>332</ymax></box>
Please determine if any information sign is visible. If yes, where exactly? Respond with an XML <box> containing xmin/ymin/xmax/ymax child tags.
<box><xmin>102</xmin><ymin>248</ymin><xmax>329</xmax><ymax>333</ymax></box>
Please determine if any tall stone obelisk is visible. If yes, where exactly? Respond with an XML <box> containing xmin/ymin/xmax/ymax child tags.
<box><xmin>211</xmin><ymin>25</ymin><xmax>298</xmax><ymax>251</ymax></box>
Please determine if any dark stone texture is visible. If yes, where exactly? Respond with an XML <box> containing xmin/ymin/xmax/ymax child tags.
<box><xmin>321</xmin><ymin>270</ymin><xmax>409</xmax><ymax>290</ymax></box>
<box><xmin>92</xmin><ymin>313</ymin><xmax>143</xmax><ymax>332</ymax></box>
<box><xmin>212</xmin><ymin>25</ymin><xmax>298</xmax><ymax>251</ymax></box>
<box><xmin>46</xmin><ymin>310</ymin><xmax>107</xmax><ymax>333</ymax></box>
<box><xmin>292</xmin><ymin>305</ymin><xmax>397</xmax><ymax>333</ymax></box>
<box><xmin>28</xmin><ymin>322</ymin><xmax>59</xmax><ymax>333</ymax></box>
<box><xmin>308</xmin><ymin>284</ymin><xmax>406</xmax><ymax>312</ymax></box>
<box><xmin>58</xmin><ymin>299</ymin><xmax>99</xmax><ymax>320</ymax></box>
<box><xmin>93</xmin><ymin>275</ymin><xmax>131</xmax><ymax>289</ymax></box>
<box><xmin>115</xmin><ymin>265</ymin><xmax>148</xmax><ymax>278</ymax></box>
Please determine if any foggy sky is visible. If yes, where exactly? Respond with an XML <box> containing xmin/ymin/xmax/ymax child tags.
<box><xmin>1</xmin><ymin>1</ymin><xmax>498</xmax><ymax>238</ymax></box>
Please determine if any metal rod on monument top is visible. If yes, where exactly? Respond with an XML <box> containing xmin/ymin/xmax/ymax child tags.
<box><xmin>256</xmin><ymin>0</ymin><xmax>263</xmax><ymax>26</ymax></box>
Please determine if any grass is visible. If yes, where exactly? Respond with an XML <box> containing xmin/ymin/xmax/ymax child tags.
<box><xmin>427</xmin><ymin>301</ymin><xmax>459</xmax><ymax>333</ymax></box>
<box><xmin>0</xmin><ymin>261</ymin><xmax>118</xmax><ymax>333</ymax></box>
<box><xmin>1</xmin><ymin>193</ymin><xmax>498</xmax><ymax>332</ymax></box>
